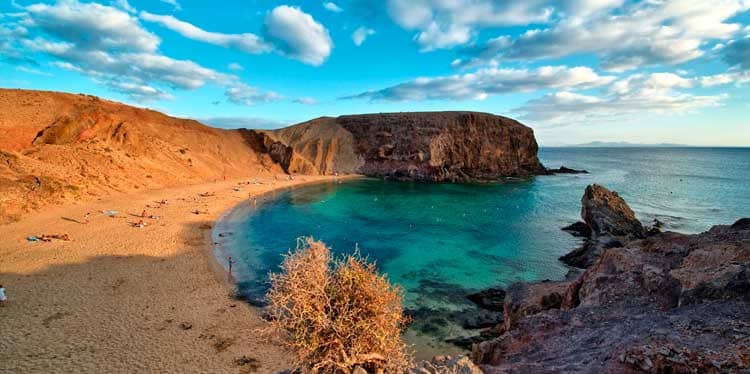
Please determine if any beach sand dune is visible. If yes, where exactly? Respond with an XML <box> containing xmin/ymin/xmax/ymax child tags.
<box><xmin>0</xmin><ymin>175</ymin><xmax>343</xmax><ymax>373</ymax></box>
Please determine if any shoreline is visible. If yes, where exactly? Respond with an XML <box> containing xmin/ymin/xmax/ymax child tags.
<box><xmin>208</xmin><ymin>175</ymin><xmax>365</xmax><ymax>295</ymax></box>
<box><xmin>0</xmin><ymin>173</ymin><xmax>354</xmax><ymax>373</ymax></box>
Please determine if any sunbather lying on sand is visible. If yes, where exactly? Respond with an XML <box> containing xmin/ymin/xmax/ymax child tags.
<box><xmin>132</xmin><ymin>220</ymin><xmax>146</xmax><ymax>228</ymax></box>
<box><xmin>191</xmin><ymin>210</ymin><xmax>208</xmax><ymax>215</ymax></box>
<box><xmin>38</xmin><ymin>234</ymin><xmax>71</xmax><ymax>242</ymax></box>
<box><xmin>198</xmin><ymin>192</ymin><xmax>215</xmax><ymax>197</ymax></box>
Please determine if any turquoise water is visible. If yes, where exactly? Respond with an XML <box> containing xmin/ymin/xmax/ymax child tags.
<box><xmin>214</xmin><ymin>147</ymin><xmax>749</xmax><ymax>356</ymax></box>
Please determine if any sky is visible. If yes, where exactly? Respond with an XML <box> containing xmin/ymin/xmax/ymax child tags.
<box><xmin>1</xmin><ymin>0</ymin><xmax>749</xmax><ymax>146</ymax></box>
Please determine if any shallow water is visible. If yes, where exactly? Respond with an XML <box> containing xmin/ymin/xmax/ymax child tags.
<box><xmin>214</xmin><ymin>147</ymin><xmax>750</xmax><ymax>358</ymax></box>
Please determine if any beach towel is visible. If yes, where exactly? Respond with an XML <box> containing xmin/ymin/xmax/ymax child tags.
<box><xmin>0</xmin><ymin>287</ymin><xmax>6</xmax><ymax>302</ymax></box>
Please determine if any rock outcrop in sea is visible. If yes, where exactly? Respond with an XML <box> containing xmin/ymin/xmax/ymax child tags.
<box><xmin>560</xmin><ymin>184</ymin><xmax>646</xmax><ymax>268</ymax></box>
<box><xmin>471</xmin><ymin>184</ymin><xmax>750</xmax><ymax>373</ymax></box>
<box><xmin>256</xmin><ymin>111</ymin><xmax>547</xmax><ymax>182</ymax></box>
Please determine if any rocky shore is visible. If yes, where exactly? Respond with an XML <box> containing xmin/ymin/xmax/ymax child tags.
<box><xmin>465</xmin><ymin>184</ymin><xmax>749</xmax><ymax>373</ymax></box>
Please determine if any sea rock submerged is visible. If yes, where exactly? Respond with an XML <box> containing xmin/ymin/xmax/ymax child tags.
<box><xmin>470</xmin><ymin>184</ymin><xmax>750</xmax><ymax>373</ymax></box>
<box><xmin>267</xmin><ymin>111</ymin><xmax>547</xmax><ymax>182</ymax></box>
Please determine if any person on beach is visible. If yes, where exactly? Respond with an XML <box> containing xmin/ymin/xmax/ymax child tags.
<box><xmin>0</xmin><ymin>285</ymin><xmax>6</xmax><ymax>306</ymax></box>
<box><xmin>83</xmin><ymin>212</ymin><xmax>91</xmax><ymax>224</ymax></box>
<box><xmin>141</xmin><ymin>209</ymin><xmax>147</xmax><ymax>218</ymax></box>
<box><xmin>228</xmin><ymin>257</ymin><xmax>235</xmax><ymax>277</ymax></box>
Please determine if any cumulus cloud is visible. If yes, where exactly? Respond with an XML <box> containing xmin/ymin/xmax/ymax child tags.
<box><xmin>351</xmin><ymin>26</ymin><xmax>375</xmax><ymax>46</ymax></box>
<box><xmin>458</xmin><ymin>0</ymin><xmax>750</xmax><ymax>71</ymax></box>
<box><xmin>140</xmin><ymin>11</ymin><xmax>271</xmax><ymax>54</ymax></box>
<box><xmin>323</xmin><ymin>2</ymin><xmax>343</xmax><ymax>13</ymax></box>
<box><xmin>4</xmin><ymin>0</ymin><xmax>278</xmax><ymax>103</ymax></box>
<box><xmin>385</xmin><ymin>0</ymin><xmax>555</xmax><ymax>50</ymax></box>
<box><xmin>345</xmin><ymin>66</ymin><xmax>615</xmax><ymax>101</ymax></box>
<box><xmin>263</xmin><ymin>5</ymin><xmax>333</xmax><ymax>66</ymax></box>
<box><xmin>515</xmin><ymin>73</ymin><xmax>726</xmax><ymax>125</ymax></box>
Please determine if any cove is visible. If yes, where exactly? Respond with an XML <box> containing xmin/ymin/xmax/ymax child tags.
<box><xmin>213</xmin><ymin>147</ymin><xmax>750</xmax><ymax>358</ymax></box>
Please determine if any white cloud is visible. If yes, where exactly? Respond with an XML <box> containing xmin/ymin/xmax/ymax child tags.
<box><xmin>263</xmin><ymin>5</ymin><xmax>333</xmax><ymax>66</ymax></box>
<box><xmin>113</xmin><ymin>0</ymin><xmax>135</xmax><ymax>13</ymax></box>
<box><xmin>225</xmin><ymin>83</ymin><xmax>283</xmax><ymax>106</ymax></box>
<box><xmin>385</xmin><ymin>0</ymin><xmax>555</xmax><ymax>50</ymax></box>
<box><xmin>7</xmin><ymin>0</ymin><xmax>278</xmax><ymax>104</ymax></box>
<box><xmin>140</xmin><ymin>11</ymin><xmax>271</xmax><ymax>54</ymax></box>
<box><xmin>228</xmin><ymin>62</ymin><xmax>243</xmax><ymax>71</ymax></box>
<box><xmin>158</xmin><ymin>0</ymin><xmax>181</xmax><ymax>11</ymax></box>
<box><xmin>351</xmin><ymin>26</ymin><xmax>375</xmax><ymax>46</ymax></box>
<box><xmin>460</xmin><ymin>0</ymin><xmax>750</xmax><ymax>71</ymax></box>
<box><xmin>323</xmin><ymin>2</ymin><xmax>343</xmax><ymax>13</ymax></box>
<box><xmin>293</xmin><ymin>97</ymin><xmax>318</xmax><ymax>105</ymax></box>
<box><xmin>515</xmin><ymin>73</ymin><xmax>727</xmax><ymax>125</ymax></box>
<box><xmin>346</xmin><ymin>66</ymin><xmax>615</xmax><ymax>101</ymax></box>
<box><xmin>25</xmin><ymin>0</ymin><xmax>160</xmax><ymax>52</ymax></box>
<box><xmin>16</xmin><ymin>65</ymin><xmax>52</xmax><ymax>76</ymax></box>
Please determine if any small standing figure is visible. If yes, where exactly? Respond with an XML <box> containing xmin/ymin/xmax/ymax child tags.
<box><xmin>227</xmin><ymin>257</ymin><xmax>235</xmax><ymax>279</ymax></box>
<box><xmin>83</xmin><ymin>212</ymin><xmax>91</xmax><ymax>224</ymax></box>
<box><xmin>141</xmin><ymin>209</ymin><xmax>147</xmax><ymax>218</ymax></box>
<box><xmin>0</xmin><ymin>285</ymin><xmax>6</xmax><ymax>306</ymax></box>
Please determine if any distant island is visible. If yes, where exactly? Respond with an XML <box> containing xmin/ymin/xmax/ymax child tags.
<box><xmin>566</xmin><ymin>141</ymin><xmax>690</xmax><ymax>147</ymax></box>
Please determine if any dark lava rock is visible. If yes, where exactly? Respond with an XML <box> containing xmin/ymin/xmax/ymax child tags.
<box><xmin>560</xmin><ymin>184</ymin><xmax>646</xmax><ymax>268</ymax></box>
<box><xmin>471</xmin><ymin>187</ymin><xmax>750</xmax><ymax>373</ymax></box>
<box><xmin>546</xmin><ymin>166</ymin><xmax>589</xmax><ymax>174</ymax></box>
<box><xmin>561</xmin><ymin>221</ymin><xmax>591</xmax><ymax>238</ymax></box>
<box><xmin>731</xmin><ymin>217</ymin><xmax>750</xmax><ymax>230</ymax></box>
<box><xmin>467</xmin><ymin>288</ymin><xmax>506</xmax><ymax>311</ymax></box>
<box><xmin>455</xmin><ymin>309</ymin><xmax>504</xmax><ymax>330</ymax></box>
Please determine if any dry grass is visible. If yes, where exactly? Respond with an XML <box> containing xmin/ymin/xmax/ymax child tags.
<box><xmin>265</xmin><ymin>238</ymin><xmax>411</xmax><ymax>373</ymax></box>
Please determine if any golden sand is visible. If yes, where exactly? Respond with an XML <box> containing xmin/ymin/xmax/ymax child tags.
<box><xmin>0</xmin><ymin>174</ymin><xmax>352</xmax><ymax>373</ymax></box>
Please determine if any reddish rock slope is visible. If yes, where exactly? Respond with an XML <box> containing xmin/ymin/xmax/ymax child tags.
<box><xmin>0</xmin><ymin>89</ymin><xmax>282</xmax><ymax>223</ymax></box>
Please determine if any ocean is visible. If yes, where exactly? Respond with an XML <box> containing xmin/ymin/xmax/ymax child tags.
<box><xmin>213</xmin><ymin>147</ymin><xmax>749</xmax><ymax>358</ymax></box>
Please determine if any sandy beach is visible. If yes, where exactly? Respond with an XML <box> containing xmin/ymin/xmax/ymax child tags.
<box><xmin>0</xmin><ymin>174</ymin><xmax>350</xmax><ymax>373</ymax></box>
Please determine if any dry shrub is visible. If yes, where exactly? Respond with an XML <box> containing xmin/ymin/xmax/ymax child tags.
<box><xmin>266</xmin><ymin>238</ymin><xmax>411</xmax><ymax>373</ymax></box>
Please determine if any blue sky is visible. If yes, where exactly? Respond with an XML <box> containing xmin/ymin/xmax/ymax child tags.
<box><xmin>1</xmin><ymin>0</ymin><xmax>749</xmax><ymax>146</ymax></box>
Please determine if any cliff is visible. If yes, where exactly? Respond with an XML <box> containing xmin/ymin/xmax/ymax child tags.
<box><xmin>273</xmin><ymin>112</ymin><xmax>545</xmax><ymax>182</ymax></box>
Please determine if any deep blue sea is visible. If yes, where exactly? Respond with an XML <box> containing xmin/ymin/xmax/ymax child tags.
<box><xmin>214</xmin><ymin>147</ymin><xmax>749</xmax><ymax>358</ymax></box>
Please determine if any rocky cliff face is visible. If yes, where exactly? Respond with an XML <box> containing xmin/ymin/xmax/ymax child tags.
<box><xmin>471</xmin><ymin>185</ymin><xmax>750</xmax><ymax>373</ymax></box>
<box><xmin>274</xmin><ymin>112</ymin><xmax>545</xmax><ymax>182</ymax></box>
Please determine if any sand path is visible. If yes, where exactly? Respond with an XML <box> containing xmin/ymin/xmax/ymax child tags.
<box><xmin>0</xmin><ymin>174</ymin><xmax>349</xmax><ymax>373</ymax></box>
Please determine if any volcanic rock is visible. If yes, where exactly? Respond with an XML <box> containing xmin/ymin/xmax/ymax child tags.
<box><xmin>272</xmin><ymin>112</ymin><xmax>546</xmax><ymax>182</ymax></box>
<box><xmin>560</xmin><ymin>184</ymin><xmax>646</xmax><ymax>268</ymax></box>
<box><xmin>466</xmin><ymin>288</ymin><xmax>507</xmax><ymax>311</ymax></box>
<box><xmin>472</xmin><ymin>185</ymin><xmax>750</xmax><ymax>372</ymax></box>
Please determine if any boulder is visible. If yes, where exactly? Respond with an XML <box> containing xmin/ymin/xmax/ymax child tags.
<box><xmin>466</xmin><ymin>288</ymin><xmax>506</xmax><ymax>312</ymax></box>
<box><xmin>561</xmin><ymin>184</ymin><xmax>645</xmax><ymax>268</ymax></box>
